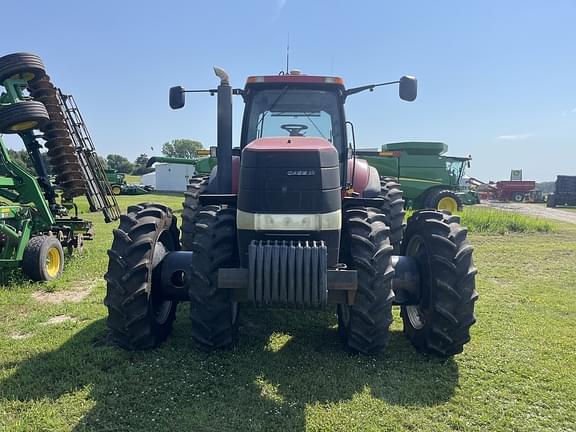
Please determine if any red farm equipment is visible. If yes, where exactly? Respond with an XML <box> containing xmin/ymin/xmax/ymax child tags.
<box><xmin>494</xmin><ymin>180</ymin><xmax>536</xmax><ymax>202</ymax></box>
<box><xmin>104</xmin><ymin>68</ymin><xmax>478</xmax><ymax>357</ymax></box>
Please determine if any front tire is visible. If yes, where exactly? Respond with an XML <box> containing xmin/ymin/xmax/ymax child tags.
<box><xmin>337</xmin><ymin>207</ymin><xmax>395</xmax><ymax>354</ymax></box>
<box><xmin>185</xmin><ymin>204</ymin><xmax>239</xmax><ymax>351</ymax></box>
<box><xmin>104</xmin><ymin>203</ymin><xmax>180</xmax><ymax>350</ymax></box>
<box><xmin>400</xmin><ymin>210</ymin><xmax>478</xmax><ymax>356</ymax></box>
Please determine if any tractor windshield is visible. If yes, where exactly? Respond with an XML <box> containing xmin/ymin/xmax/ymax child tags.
<box><xmin>243</xmin><ymin>88</ymin><xmax>344</xmax><ymax>150</ymax></box>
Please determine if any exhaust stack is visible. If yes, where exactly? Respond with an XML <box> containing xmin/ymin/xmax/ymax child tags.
<box><xmin>214</xmin><ymin>66</ymin><xmax>232</xmax><ymax>194</ymax></box>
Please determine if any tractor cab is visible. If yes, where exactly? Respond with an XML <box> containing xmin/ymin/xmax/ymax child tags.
<box><xmin>239</xmin><ymin>73</ymin><xmax>348</xmax><ymax>190</ymax></box>
<box><xmin>241</xmin><ymin>74</ymin><xmax>346</xmax><ymax>147</ymax></box>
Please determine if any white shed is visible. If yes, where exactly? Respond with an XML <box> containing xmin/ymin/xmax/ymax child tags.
<box><xmin>153</xmin><ymin>163</ymin><xmax>197</xmax><ymax>192</ymax></box>
<box><xmin>141</xmin><ymin>171</ymin><xmax>156</xmax><ymax>188</ymax></box>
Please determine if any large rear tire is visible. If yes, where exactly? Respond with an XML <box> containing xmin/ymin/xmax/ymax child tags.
<box><xmin>181</xmin><ymin>175</ymin><xmax>209</xmax><ymax>250</ymax></box>
<box><xmin>512</xmin><ymin>192</ymin><xmax>525</xmax><ymax>203</ymax></box>
<box><xmin>111</xmin><ymin>185</ymin><xmax>122</xmax><ymax>195</ymax></box>
<box><xmin>400</xmin><ymin>210</ymin><xmax>478</xmax><ymax>356</ymax></box>
<box><xmin>379</xmin><ymin>177</ymin><xmax>405</xmax><ymax>254</ymax></box>
<box><xmin>424</xmin><ymin>189</ymin><xmax>463</xmax><ymax>213</ymax></box>
<box><xmin>337</xmin><ymin>207</ymin><xmax>395</xmax><ymax>354</ymax></box>
<box><xmin>546</xmin><ymin>194</ymin><xmax>556</xmax><ymax>208</ymax></box>
<box><xmin>104</xmin><ymin>203</ymin><xmax>180</xmax><ymax>350</ymax></box>
<box><xmin>185</xmin><ymin>204</ymin><xmax>239</xmax><ymax>351</ymax></box>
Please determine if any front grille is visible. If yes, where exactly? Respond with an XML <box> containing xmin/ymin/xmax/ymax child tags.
<box><xmin>248</xmin><ymin>240</ymin><xmax>328</xmax><ymax>307</ymax></box>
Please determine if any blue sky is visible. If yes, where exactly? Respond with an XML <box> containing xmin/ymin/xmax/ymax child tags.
<box><xmin>2</xmin><ymin>0</ymin><xmax>575</xmax><ymax>181</ymax></box>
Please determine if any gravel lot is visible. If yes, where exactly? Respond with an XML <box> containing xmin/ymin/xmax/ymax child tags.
<box><xmin>480</xmin><ymin>201</ymin><xmax>576</xmax><ymax>224</ymax></box>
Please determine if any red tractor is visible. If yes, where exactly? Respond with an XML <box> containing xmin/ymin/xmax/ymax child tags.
<box><xmin>104</xmin><ymin>68</ymin><xmax>478</xmax><ymax>356</ymax></box>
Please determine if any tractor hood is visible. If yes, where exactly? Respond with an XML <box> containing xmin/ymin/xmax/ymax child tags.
<box><xmin>242</xmin><ymin>137</ymin><xmax>338</xmax><ymax>167</ymax></box>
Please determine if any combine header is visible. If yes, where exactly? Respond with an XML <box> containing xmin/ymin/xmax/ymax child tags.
<box><xmin>105</xmin><ymin>68</ymin><xmax>478</xmax><ymax>357</ymax></box>
<box><xmin>0</xmin><ymin>52</ymin><xmax>120</xmax><ymax>280</ymax></box>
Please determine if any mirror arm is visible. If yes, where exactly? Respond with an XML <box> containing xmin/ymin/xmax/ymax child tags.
<box><xmin>180</xmin><ymin>88</ymin><xmax>244</xmax><ymax>97</ymax></box>
<box><xmin>182</xmin><ymin>88</ymin><xmax>218</xmax><ymax>96</ymax></box>
<box><xmin>344</xmin><ymin>80</ymin><xmax>400</xmax><ymax>98</ymax></box>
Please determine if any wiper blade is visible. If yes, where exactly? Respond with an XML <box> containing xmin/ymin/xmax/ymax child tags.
<box><xmin>256</xmin><ymin>86</ymin><xmax>289</xmax><ymax>132</ymax></box>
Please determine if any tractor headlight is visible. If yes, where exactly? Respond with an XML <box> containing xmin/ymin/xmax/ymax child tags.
<box><xmin>237</xmin><ymin>210</ymin><xmax>341</xmax><ymax>231</ymax></box>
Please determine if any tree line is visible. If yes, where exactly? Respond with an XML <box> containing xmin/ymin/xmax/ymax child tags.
<box><xmin>105</xmin><ymin>139</ymin><xmax>203</xmax><ymax>175</ymax></box>
<box><xmin>8</xmin><ymin>139</ymin><xmax>202</xmax><ymax>176</ymax></box>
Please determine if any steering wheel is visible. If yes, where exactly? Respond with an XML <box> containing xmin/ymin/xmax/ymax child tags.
<box><xmin>281</xmin><ymin>124</ymin><xmax>308</xmax><ymax>137</ymax></box>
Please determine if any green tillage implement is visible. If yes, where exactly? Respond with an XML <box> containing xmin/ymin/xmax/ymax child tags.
<box><xmin>0</xmin><ymin>135</ymin><xmax>91</xmax><ymax>272</ymax></box>
<box><xmin>0</xmin><ymin>52</ymin><xmax>120</xmax><ymax>281</ymax></box>
<box><xmin>360</xmin><ymin>141</ymin><xmax>472</xmax><ymax>212</ymax></box>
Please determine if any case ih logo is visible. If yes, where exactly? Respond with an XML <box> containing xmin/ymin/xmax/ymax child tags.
<box><xmin>286</xmin><ymin>170</ymin><xmax>316</xmax><ymax>176</ymax></box>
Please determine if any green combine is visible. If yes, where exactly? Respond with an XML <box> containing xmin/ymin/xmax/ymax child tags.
<box><xmin>0</xmin><ymin>52</ymin><xmax>120</xmax><ymax>281</ymax></box>
<box><xmin>360</xmin><ymin>141</ymin><xmax>473</xmax><ymax>212</ymax></box>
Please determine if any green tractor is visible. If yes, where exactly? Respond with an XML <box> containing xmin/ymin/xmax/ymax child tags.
<box><xmin>360</xmin><ymin>141</ymin><xmax>472</xmax><ymax>213</ymax></box>
<box><xmin>104</xmin><ymin>169</ymin><xmax>126</xmax><ymax>195</ymax></box>
<box><xmin>104</xmin><ymin>68</ymin><xmax>478</xmax><ymax>357</ymax></box>
<box><xmin>0</xmin><ymin>52</ymin><xmax>120</xmax><ymax>281</ymax></box>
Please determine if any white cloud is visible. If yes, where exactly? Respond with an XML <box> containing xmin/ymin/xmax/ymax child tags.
<box><xmin>496</xmin><ymin>133</ymin><xmax>532</xmax><ymax>140</ymax></box>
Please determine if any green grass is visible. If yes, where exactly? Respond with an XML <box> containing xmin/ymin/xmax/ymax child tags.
<box><xmin>459</xmin><ymin>206</ymin><xmax>557</xmax><ymax>234</ymax></box>
<box><xmin>406</xmin><ymin>206</ymin><xmax>557</xmax><ymax>235</ymax></box>
<box><xmin>124</xmin><ymin>175</ymin><xmax>141</xmax><ymax>184</ymax></box>
<box><xmin>0</xmin><ymin>198</ymin><xmax>575</xmax><ymax>431</ymax></box>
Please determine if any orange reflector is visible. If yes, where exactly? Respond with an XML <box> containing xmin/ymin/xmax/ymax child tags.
<box><xmin>246</xmin><ymin>76</ymin><xmax>265</xmax><ymax>83</ymax></box>
<box><xmin>324</xmin><ymin>77</ymin><xmax>345</xmax><ymax>85</ymax></box>
<box><xmin>378</xmin><ymin>151</ymin><xmax>401</xmax><ymax>157</ymax></box>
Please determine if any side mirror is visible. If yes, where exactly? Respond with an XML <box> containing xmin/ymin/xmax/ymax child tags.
<box><xmin>399</xmin><ymin>76</ymin><xmax>417</xmax><ymax>102</ymax></box>
<box><xmin>169</xmin><ymin>86</ymin><xmax>185</xmax><ymax>109</ymax></box>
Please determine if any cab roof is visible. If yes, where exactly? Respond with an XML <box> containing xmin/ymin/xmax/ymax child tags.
<box><xmin>245</xmin><ymin>72</ymin><xmax>345</xmax><ymax>89</ymax></box>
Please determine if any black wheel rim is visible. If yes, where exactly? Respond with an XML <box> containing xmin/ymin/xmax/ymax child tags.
<box><xmin>151</xmin><ymin>233</ymin><xmax>175</xmax><ymax>325</ymax></box>
<box><xmin>404</xmin><ymin>234</ymin><xmax>429</xmax><ymax>330</ymax></box>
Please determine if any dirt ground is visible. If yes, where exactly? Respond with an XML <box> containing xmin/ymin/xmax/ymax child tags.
<box><xmin>480</xmin><ymin>201</ymin><xmax>576</xmax><ymax>224</ymax></box>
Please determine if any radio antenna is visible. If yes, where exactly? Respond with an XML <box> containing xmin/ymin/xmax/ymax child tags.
<box><xmin>286</xmin><ymin>33</ymin><xmax>290</xmax><ymax>73</ymax></box>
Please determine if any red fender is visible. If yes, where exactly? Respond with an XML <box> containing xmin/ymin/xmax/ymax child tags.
<box><xmin>348</xmin><ymin>158</ymin><xmax>380</xmax><ymax>196</ymax></box>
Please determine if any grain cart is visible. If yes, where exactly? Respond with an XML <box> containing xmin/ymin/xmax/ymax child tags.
<box><xmin>494</xmin><ymin>180</ymin><xmax>536</xmax><ymax>202</ymax></box>
<box><xmin>105</xmin><ymin>69</ymin><xmax>478</xmax><ymax>356</ymax></box>
<box><xmin>0</xmin><ymin>52</ymin><xmax>120</xmax><ymax>280</ymax></box>
<box><xmin>547</xmin><ymin>175</ymin><xmax>576</xmax><ymax>207</ymax></box>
